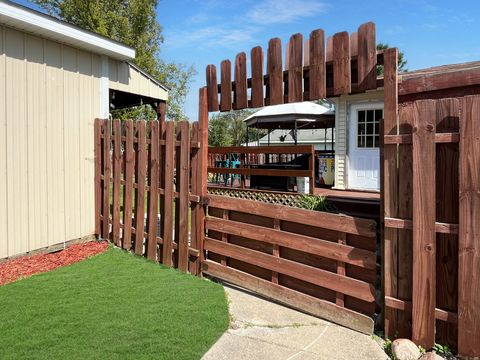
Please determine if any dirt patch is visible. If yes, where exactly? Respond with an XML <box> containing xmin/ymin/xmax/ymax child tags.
<box><xmin>0</xmin><ymin>241</ymin><xmax>108</xmax><ymax>286</ymax></box>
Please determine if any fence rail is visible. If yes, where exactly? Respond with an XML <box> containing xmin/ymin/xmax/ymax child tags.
<box><xmin>203</xmin><ymin>194</ymin><xmax>378</xmax><ymax>334</ymax></box>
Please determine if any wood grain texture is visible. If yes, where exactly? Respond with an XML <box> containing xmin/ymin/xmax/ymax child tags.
<box><xmin>267</xmin><ymin>38</ymin><xmax>283</xmax><ymax>105</ymax></box>
<box><xmin>382</xmin><ymin>47</ymin><xmax>399</xmax><ymax>339</ymax></box>
<box><xmin>162</xmin><ymin>121</ymin><xmax>175</xmax><ymax>266</ymax></box>
<box><xmin>234</xmin><ymin>52</ymin><xmax>248</xmax><ymax>110</ymax></box>
<box><xmin>112</xmin><ymin>119</ymin><xmax>122</xmax><ymax>247</ymax></box>
<box><xmin>147</xmin><ymin>121</ymin><xmax>159</xmax><ymax>261</ymax></box>
<box><xmin>332</xmin><ymin>31</ymin><xmax>351</xmax><ymax>95</ymax></box>
<box><xmin>206</xmin><ymin>64</ymin><xmax>219</xmax><ymax>111</ymax></box>
<box><xmin>412</xmin><ymin>100</ymin><xmax>436</xmax><ymax>349</ymax></box>
<box><xmin>309</xmin><ymin>29</ymin><xmax>326</xmax><ymax>100</ymax></box>
<box><xmin>94</xmin><ymin>119</ymin><xmax>102</xmax><ymax>236</ymax></box>
<box><xmin>458</xmin><ymin>95</ymin><xmax>480</xmax><ymax>358</ymax></box>
<box><xmin>177</xmin><ymin>121</ymin><xmax>191</xmax><ymax>272</ymax></box>
<box><xmin>102</xmin><ymin>119</ymin><xmax>111</xmax><ymax>240</ymax></box>
<box><xmin>202</xmin><ymin>260</ymin><xmax>374</xmax><ymax>334</ymax></box>
<box><xmin>287</xmin><ymin>33</ymin><xmax>303</xmax><ymax>103</ymax></box>
<box><xmin>189</xmin><ymin>122</ymin><xmax>200</xmax><ymax>274</ymax></box>
<box><xmin>336</xmin><ymin>232</ymin><xmax>347</xmax><ymax>306</ymax></box>
<box><xmin>134</xmin><ymin>120</ymin><xmax>147</xmax><ymax>256</ymax></box>
<box><xmin>220</xmin><ymin>60</ymin><xmax>232</xmax><ymax>112</ymax></box>
<box><xmin>357</xmin><ymin>22</ymin><xmax>376</xmax><ymax>91</ymax></box>
<box><xmin>123</xmin><ymin>120</ymin><xmax>134</xmax><ymax>250</ymax></box>
<box><xmin>251</xmin><ymin>46</ymin><xmax>264</xmax><ymax>108</ymax></box>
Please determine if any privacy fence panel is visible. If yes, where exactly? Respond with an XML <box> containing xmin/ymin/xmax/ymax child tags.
<box><xmin>94</xmin><ymin>118</ymin><xmax>202</xmax><ymax>274</ymax></box>
<box><xmin>202</xmin><ymin>194</ymin><xmax>378</xmax><ymax>334</ymax></box>
<box><xmin>382</xmin><ymin>95</ymin><xmax>480</xmax><ymax>356</ymax></box>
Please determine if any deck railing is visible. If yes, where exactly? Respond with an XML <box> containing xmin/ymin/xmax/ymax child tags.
<box><xmin>207</xmin><ymin>145</ymin><xmax>315</xmax><ymax>193</ymax></box>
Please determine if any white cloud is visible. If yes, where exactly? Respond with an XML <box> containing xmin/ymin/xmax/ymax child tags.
<box><xmin>248</xmin><ymin>0</ymin><xmax>327</xmax><ymax>25</ymax></box>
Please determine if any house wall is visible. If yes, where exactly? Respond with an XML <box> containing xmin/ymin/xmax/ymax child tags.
<box><xmin>334</xmin><ymin>90</ymin><xmax>384</xmax><ymax>190</ymax></box>
<box><xmin>0</xmin><ymin>26</ymin><xmax>102</xmax><ymax>258</ymax></box>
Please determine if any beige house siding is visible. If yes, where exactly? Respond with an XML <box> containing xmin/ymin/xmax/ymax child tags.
<box><xmin>109</xmin><ymin>59</ymin><xmax>168</xmax><ymax>101</ymax></box>
<box><xmin>0</xmin><ymin>26</ymin><xmax>101</xmax><ymax>258</ymax></box>
<box><xmin>334</xmin><ymin>90</ymin><xmax>384</xmax><ymax>190</ymax></box>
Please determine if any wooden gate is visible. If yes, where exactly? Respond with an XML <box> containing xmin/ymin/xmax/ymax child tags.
<box><xmin>94</xmin><ymin>118</ymin><xmax>206</xmax><ymax>274</ymax></box>
<box><xmin>382</xmin><ymin>92</ymin><xmax>480</xmax><ymax>355</ymax></box>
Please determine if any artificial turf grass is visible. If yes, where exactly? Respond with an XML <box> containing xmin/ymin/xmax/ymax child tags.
<box><xmin>0</xmin><ymin>246</ymin><xmax>229</xmax><ymax>360</ymax></box>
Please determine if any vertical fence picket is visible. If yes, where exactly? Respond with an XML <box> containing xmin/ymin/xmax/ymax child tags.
<box><xmin>147</xmin><ymin>121</ymin><xmax>160</xmax><ymax>261</ymax></box>
<box><xmin>94</xmin><ymin>119</ymin><xmax>102</xmax><ymax>236</ymax></box>
<box><xmin>102</xmin><ymin>119</ymin><xmax>111</xmax><ymax>240</ymax></box>
<box><xmin>458</xmin><ymin>95</ymin><xmax>480</xmax><ymax>358</ymax></box>
<box><xmin>234</xmin><ymin>52</ymin><xmax>248</xmax><ymax>110</ymax></box>
<box><xmin>158</xmin><ymin>122</ymin><xmax>166</xmax><ymax>261</ymax></box>
<box><xmin>308</xmin><ymin>29</ymin><xmax>326</xmax><ymax>100</ymax></box>
<box><xmin>412</xmin><ymin>100</ymin><xmax>436</xmax><ymax>349</ymax></box>
<box><xmin>251</xmin><ymin>46</ymin><xmax>264</xmax><ymax>108</ymax></box>
<box><xmin>267</xmin><ymin>38</ymin><xmax>283</xmax><ymax>106</ymax></box>
<box><xmin>287</xmin><ymin>34</ymin><xmax>303</xmax><ymax>103</ymax></box>
<box><xmin>134</xmin><ymin>120</ymin><xmax>147</xmax><ymax>256</ymax></box>
<box><xmin>177</xmin><ymin>121</ymin><xmax>191</xmax><ymax>272</ymax></box>
<box><xmin>332</xmin><ymin>31</ymin><xmax>351</xmax><ymax>95</ymax></box>
<box><xmin>112</xmin><ymin>119</ymin><xmax>122</xmax><ymax>246</ymax></box>
<box><xmin>220</xmin><ymin>60</ymin><xmax>232</xmax><ymax>112</ymax></box>
<box><xmin>190</xmin><ymin>122</ymin><xmax>200</xmax><ymax>274</ymax></box>
<box><xmin>162</xmin><ymin>121</ymin><xmax>175</xmax><ymax>267</ymax></box>
<box><xmin>206</xmin><ymin>64</ymin><xmax>219</xmax><ymax>112</ymax></box>
<box><xmin>123</xmin><ymin>120</ymin><xmax>134</xmax><ymax>250</ymax></box>
<box><xmin>357</xmin><ymin>22</ymin><xmax>377</xmax><ymax>91</ymax></box>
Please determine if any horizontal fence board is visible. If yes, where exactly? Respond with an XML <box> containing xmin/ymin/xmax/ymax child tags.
<box><xmin>384</xmin><ymin>217</ymin><xmax>459</xmax><ymax>234</ymax></box>
<box><xmin>385</xmin><ymin>296</ymin><xmax>458</xmax><ymax>324</ymax></box>
<box><xmin>202</xmin><ymin>260</ymin><xmax>374</xmax><ymax>334</ymax></box>
<box><xmin>205</xmin><ymin>216</ymin><xmax>376</xmax><ymax>269</ymax></box>
<box><xmin>205</xmin><ymin>237</ymin><xmax>375</xmax><ymax>302</ymax></box>
<box><xmin>206</xmin><ymin>195</ymin><xmax>376</xmax><ymax>237</ymax></box>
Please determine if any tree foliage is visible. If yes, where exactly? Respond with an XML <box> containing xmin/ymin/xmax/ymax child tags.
<box><xmin>376</xmin><ymin>43</ymin><xmax>408</xmax><ymax>76</ymax></box>
<box><xmin>208</xmin><ymin>109</ymin><xmax>266</xmax><ymax>147</ymax></box>
<box><xmin>32</xmin><ymin>0</ymin><xmax>195</xmax><ymax>120</ymax></box>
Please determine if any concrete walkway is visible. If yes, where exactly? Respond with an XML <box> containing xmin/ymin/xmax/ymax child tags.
<box><xmin>202</xmin><ymin>284</ymin><xmax>388</xmax><ymax>360</ymax></box>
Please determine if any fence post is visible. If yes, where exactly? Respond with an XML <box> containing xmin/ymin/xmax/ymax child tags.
<box><xmin>458</xmin><ymin>95</ymin><xmax>480</xmax><ymax>357</ymax></box>
<box><xmin>162</xmin><ymin>121</ymin><xmax>175</xmax><ymax>267</ymax></box>
<box><xmin>147</xmin><ymin>121</ymin><xmax>160</xmax><ymax>261</ymax></box>
<box><xmin>94</xmin><ymin>118</ymin><xmax>102</xmax><ymax>237</ymax></box>
<box><xmin>134</xmin><ymin>120</ymin><xmax>147</xmax><ymax>256</ymax></box>
<box><xmin>112</xmin><ymin>119</ymin><xmax>122</xmax><ymax>247</ymax></box>
<box><xmin>102</xmin><ymin>119</ymin><xmax>111</xmax><ymax>240</ymax></box>
<box><xmin>177</xmin><ymin>121</ymin><xmax>191</xmax><ymax>272</ymax></box>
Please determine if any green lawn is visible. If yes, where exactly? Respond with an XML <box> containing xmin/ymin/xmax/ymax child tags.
<box><xmin>0</xmin><ymin>247</ymin><xmax>229</xmax><ymax>360</ymax></box>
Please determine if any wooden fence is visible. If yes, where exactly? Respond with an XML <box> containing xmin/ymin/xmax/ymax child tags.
<box><xmin>208</xmin><ymin>145</ymin><xmax>315</xmax><ymax>193</ymax></box>
<box><xmin>206</xmin><ymin>21</ymin><xmax>380</xmax><ymax>112</ymax></box>
<box><xmin>382</xmin><ymin>87</ymin><xmax>480</xmax><ymax>354</ymax></box>
<box><xmin>202</xmin><ymin>194</ymin><xmax>378</xmax><ymax>334</ymax></box>
<box><xmin>94</xmin><ymin>118</ymin><xmax>206</xmax><ymax>274</ymax></box>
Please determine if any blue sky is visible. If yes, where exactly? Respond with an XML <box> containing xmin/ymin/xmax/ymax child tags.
<box><xmin>16</xmin><ymin>0</ymin><xmax>480</xmax><ymax>120</ymax></box>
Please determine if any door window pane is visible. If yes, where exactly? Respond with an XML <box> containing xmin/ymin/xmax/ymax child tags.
<box><xmin>357</xmin><ymin>109</ymin><xmax>382</xmax><ymax>148</ymax></box>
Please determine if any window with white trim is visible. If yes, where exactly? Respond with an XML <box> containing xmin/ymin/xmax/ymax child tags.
<box><xmin>357</xmin><ymin>109</ymin><xmax>382</xmax><ymax>148</ymax></box>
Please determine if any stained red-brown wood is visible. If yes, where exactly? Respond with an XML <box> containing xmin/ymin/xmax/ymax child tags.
<box><xmin>326</xmin><ymin>36</ymin><xmax>333</xmax><ymax>62</ymax></box>
<box><xmin>177</xmin><ymin>121</ymin><xmax>190</xmax><ymax>272</ymax></box>
<box><xmin>134</xmin><ymin>121</ymin><xmax>147</xmax><ymax>256</ymax></box>
<box><xmin>157</xmin><ymin>101</ymin><xmax>166</xmax><ymax>122</ymax></box>
<box><xmin>234</xmin><ymin>52</ymin><xmax>248</xmax><ymax>110</ymax></box>
<box><xmin>147</xmin><ymin>121</ymin><xmax>159</xmax><ymax>261</ymax></box>
<box><xmin>412</xmin><ymin>100</ymin><xmax>436</xmax><ymax>349</ymax></box>
<box><xmin>102</xmin><ymin>119</ymin><xmax>111</xmax><ymax>240</ymax></box>
<box><xmin>220</xmin><ymin>60</ymin><xmax>232</xmax><ymax>112</ymax></box>
<box><xmin>205</xmin><ymin>237</ymin><xmax>375</xmax><ymax>302</ymax></box>
<box><xmin>221</xmin><ymin>210</ymin><xmax>229</xmax><ymax>266</ymax></box>
<box><xmin>357</xmin><ymin>22</ymin><xmax>376</xmax><ymax>91</ymax></box>
<box><xmin>123</xmin><ymin>120</ymin><xmax>134</xmax><ymax>250</ymax></box>
<box><xmin>162</xmin><ymin>121</ymin><xmax>175</xmax><ymax>266</ymax></box>
<box><xmin>396</xmin><ymin>104</ymin><xmax>413</xmax><ymax>338</ymax></box>
<box><xmin>112</xmin><ymin>119</ymin><xmax>122</xmax><ymax>247</ymax></box>
<box><xmin>267</xmin><ymin>38</ymin><xmax>283</xmax><ymax>105</ymax></box>
<box><xmin>458</xmin><ymin>95</ymin><xmax>480</xmax><ymax>358</ymax></box>
<box><xmin>349</xmin><ymin>32</ymin><xmax>358</xmax><ymax>57</ymax></box>
<box><xmin>287</xmin><ymin>33</ymin><xmax>303</xmax><ymax>103</ymax></box>
<box><xmin>332</xmin><ymin>31</ymin><xmax>351</xmax><ymax>95</ymax></box>
<box><xmin>272</xmin><ymin>218</ymin><xmax>280</xmax><ymax>284</ymax></box>
<box><xmin>94</xmin><ymin>119</ymin><xmax>102</xmax><ymax>236</ymax></box>
<box><xmin>382</xmin><ymin>47</ymin><xmax>399</xmax><ymax>339</ymax></box>
<box><xmin>336</xmin><ymin>232</ymin><xmax>347</xmax><ymax>306</ymax></box>
<box><xmin>189</xmin><ymin>122</ymin><xmax>200</xmax><ymax>274</ymax></box>
<box><xmin>206</xmin><ymin>64</ymin><xmax>219</xmax><ymax>111</ymax></box>
<box><xmin>308</xmin><ymin>29</ymin><xmax>326</xmax><ymax>100</ymax></box>
<box><xmin>251</xmin><ymin>46</ymin><xmax>264</xmax><ymax>108</ymax></box>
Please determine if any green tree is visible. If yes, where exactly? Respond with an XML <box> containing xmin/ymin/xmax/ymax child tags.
<box><xmin>32</xmin><ymin>0</ymin><xmax>195</xmax><ymax>120</ymax></box>
<box><xmin>208</xmin><ymin>114</ymin><xmax>231</xmax><ymax>147</ymax></box>
<box><xmin>376</xmin><ymin>43</ymin><xmax>408</xmax><ymax>76</ymax></box>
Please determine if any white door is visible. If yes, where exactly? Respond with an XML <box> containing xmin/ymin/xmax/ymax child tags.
<box><xmin>348</xmin><ymin>103</ymin><xmax>382</xmax><ymax>190</ymax></box>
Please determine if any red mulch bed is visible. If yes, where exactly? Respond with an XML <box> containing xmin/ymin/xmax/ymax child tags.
<box><xmin>0</xmin><ymin>241</ymin><xmax>109</xmax><ymax>286</ymax></box>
